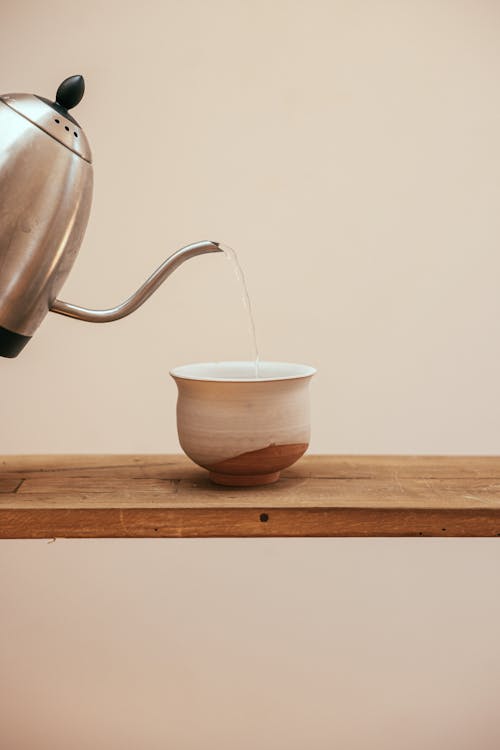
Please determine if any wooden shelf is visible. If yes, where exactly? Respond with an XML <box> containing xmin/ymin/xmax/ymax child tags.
<box><xmin>1</xmin><ymin>454</ymin><xmax>500</xmax><ymax>538</ymax></box>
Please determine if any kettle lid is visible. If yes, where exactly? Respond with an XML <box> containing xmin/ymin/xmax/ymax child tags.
<box><xmin>0</xmin><ymin>75</ymin><xmax>92</xmax><ymax>163</ymax></box>
<box><xmin>38</xmin><ymin>75</ymin><xmax>86</xmax><ymax>125</ymax></box>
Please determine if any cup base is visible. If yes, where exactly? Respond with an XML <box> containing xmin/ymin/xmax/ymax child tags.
<box><xmin>209</xmin><ymin>470</ymin><xmax>281</xmax><ymax>487</ymax></box>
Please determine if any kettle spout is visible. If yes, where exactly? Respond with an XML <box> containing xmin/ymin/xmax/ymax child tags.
<box><xmin>50</xmin><ymin>241</ymin><xmax>222</xmax><ymax>323</ymax></box>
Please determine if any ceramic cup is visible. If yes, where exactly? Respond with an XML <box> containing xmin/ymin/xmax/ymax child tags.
<box><xmin>170</xmin><ymin>361</ymin><xmax>316</xmax><ymax>486</ymax></box>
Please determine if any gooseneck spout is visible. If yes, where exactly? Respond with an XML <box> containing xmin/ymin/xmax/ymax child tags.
<box><xmin>50</xmin><ymin>241</ymin><xmax>221</xmax><ymax>323</ymax></box>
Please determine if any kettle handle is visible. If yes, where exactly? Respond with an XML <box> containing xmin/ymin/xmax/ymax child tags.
<box><xmin>50</xmin><ymin>241</ymin><xmax>221</xmax><ymax>323</ymax></box>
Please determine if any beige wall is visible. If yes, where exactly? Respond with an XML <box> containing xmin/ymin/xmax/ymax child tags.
<box><xmin>1</xmin><ymin>2</ymin><xmax>500</xmax><ymax>748</ymax></box>
<box><xmin>2</xmin><ymin>538</ymin><xmax>500</xmax><ymax>750</ymax></box>
<box><xmin>1</xmin><ymin>0</ymin><xmax>500</xmax><ymax>453</ymax></box>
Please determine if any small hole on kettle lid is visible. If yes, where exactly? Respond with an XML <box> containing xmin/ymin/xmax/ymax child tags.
<box><xmin>54</xmin><ymin>118</ymin><xmax>60</xmax><ymax>124</ymax></box>
<box><xmin>74</xmin><ymin>132</ymin><xmax>78</xmax><ymax>137</ymax></box>
<box><xmin>64</xmin><ymin>126</ymin><xmax>70</xmax><ymax>131</ymax></box>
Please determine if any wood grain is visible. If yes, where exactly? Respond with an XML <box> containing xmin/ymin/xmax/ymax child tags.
<box><xmin>0</xmin><ymin>478</ymin><xmax>23</xmax><ymax>493</ymax></box>
<box><xmin>1</xmin><ymin>454</ymin><xmax>500</xmax><ymax>538</ymax></box>
<box><xmin>2</xmin><ymin>454</ymin><xmax>500</xmax><ymax>478</ymax></box>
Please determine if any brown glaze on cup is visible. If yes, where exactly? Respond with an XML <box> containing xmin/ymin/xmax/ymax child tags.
<box><xmin>208</xmin><ymin>442</ymin><xmax>309</xmax><ymax>486</ymax></box>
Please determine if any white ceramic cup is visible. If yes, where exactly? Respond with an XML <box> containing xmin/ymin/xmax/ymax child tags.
<box><xmin>170</xmin><ymin>361</ymin><xmax>316</xmax><ymax>486</ymax></box>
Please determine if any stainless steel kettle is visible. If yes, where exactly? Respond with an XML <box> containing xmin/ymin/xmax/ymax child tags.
<box><xmin>0</xmin><ymin>75</ymin><xmax>221</xmax><ymax>358</ymax></box>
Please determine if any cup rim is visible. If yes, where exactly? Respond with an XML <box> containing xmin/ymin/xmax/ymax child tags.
<box><xmin>170</xmin><ymin>360</ymin><xmax>317</xmax><ymax>383</ymax></box>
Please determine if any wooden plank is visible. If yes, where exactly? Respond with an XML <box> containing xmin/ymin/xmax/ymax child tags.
<box><xmin>174</xmin><ymin>477</ymin><xmax>500</xmax><ymax>510</ymax></box>
<box><xmin>0</xmin><ymin>507</ymin><xmax>499</xmax><ymax>539</ymax></box>
<box><xmin>6</xmin><ymin>477</ymin><xmax>500</xmax><ymax>510</ymax></box>
<box><xmin>1</xmin><ymin>455</ymin><xmax>500</xmax><ymax>538</ymax></box>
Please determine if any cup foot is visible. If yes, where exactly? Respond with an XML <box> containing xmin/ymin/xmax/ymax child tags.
<box><xmin>209</xmin><ymin>471</ymin><xmax>281</xmax><ymax>487</ymax></box>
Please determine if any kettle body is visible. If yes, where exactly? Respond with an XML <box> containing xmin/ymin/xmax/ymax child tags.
<box><xmin>0</xmin><ymin>76</ymin><xmax>221</xmax><ymax>359</ymax></box>
<box><xmin>0</xmin><ymin>87</ymin><xmax>93</xmax><ymax>356</ymax></box>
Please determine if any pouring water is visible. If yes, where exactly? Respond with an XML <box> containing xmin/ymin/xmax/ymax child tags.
<box><xmin>220</xmin><ymin>244</ymin><xmax>260</xmax><ymax>378</ymax></box>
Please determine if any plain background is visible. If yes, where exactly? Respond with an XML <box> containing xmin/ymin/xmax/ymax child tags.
<box><xmin>1</xmin><ymin>1</ymin><xmax>500</xmax><ymax>748</ymax></box>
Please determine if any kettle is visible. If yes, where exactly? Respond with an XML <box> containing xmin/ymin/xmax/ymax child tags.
<box><xmin>0</xmin><ymin>75</ymin><xmax>221</xmax><ymax>358</ymax></box>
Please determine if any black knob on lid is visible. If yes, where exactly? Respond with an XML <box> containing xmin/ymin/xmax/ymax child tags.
<box><xmin>56</xmin><ymin>75</ymin><xmax>85</xmax><ymax>110</ymax></box>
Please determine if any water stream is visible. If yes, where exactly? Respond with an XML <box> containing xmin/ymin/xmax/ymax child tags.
<box><xmin>220</xmin><ymin>244</ymin><xmax>260</xmax><ymax>378</ymax></box>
